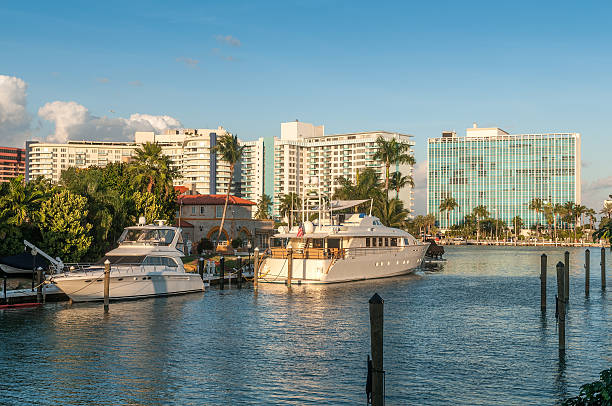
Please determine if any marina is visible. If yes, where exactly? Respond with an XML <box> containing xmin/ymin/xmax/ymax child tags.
<box><xmin>1</xmin><ymin>246</ymin><xmax>611</xmax><ymax>405</ymax></box>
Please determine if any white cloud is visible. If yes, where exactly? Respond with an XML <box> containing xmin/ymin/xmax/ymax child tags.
<box><xmin>38</xmin><ymin>101</ymin><xmax>182</xmax><ymax>143</ymax></box>
<box><xmin>96</xmin><ymin>77</ymin><xmax>110</xmax><ymax>84</ymax></box>
<box><xmin>0</xmin><ymin>75</ymin><xmax>31</xmax><ymax>147</ymax></box>
<box><xmin>582</xmin><ymin>176</ymin><xmax>612</xmax><ymax>213</ymax></box>
<box><xmin>176</xmin><ymin>57</ymin><xmax>199</xmax><ymax>68</ymax></box>
<box><xmin>129</xmin><ymin>80</ymin><xmax>143</xmax><ymax>87</ymax></box>
<box><xmin>411</xmin><ymin>161</ymin><xmax>427</xmax><ymax>215</ymax></box>
<box><xmin>215</xmin><ymin>34</ymin><xmax>241</xmax><ymax>47</ymax></box>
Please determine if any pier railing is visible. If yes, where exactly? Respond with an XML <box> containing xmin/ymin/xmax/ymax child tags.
<box><xmin>56</xmin><ymin>263</ymin><xmax>187</xmax><ymax>277</ymax></box>
<box><xmin>269</xmin><ymin>248</ymin><xmax>345</xmax><ymax>260</ymax></box>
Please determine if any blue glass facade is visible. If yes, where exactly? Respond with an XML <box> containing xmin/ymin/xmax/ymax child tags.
<box><xmin>427</xmin><ymin>130</ymin><xmax>581</xmax><ymax>229</ymax></box>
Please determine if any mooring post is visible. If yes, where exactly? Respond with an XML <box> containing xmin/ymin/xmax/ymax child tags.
<box><xmin>253</xmin><ymin>247</ymin><xmax>259</xmax><ymax>290</ymax></box>
<box><xmin>585</xmin><ymin>249</ymin><xmax>590</xmax><ymax>296</ymax></box>
<box><xmin>369</xmin><ymin>293</ymin><xmax>384</xmax><ymax>406</ymax></box>
<box><xmin>564</xmin><ymin>251</ymin><xmax>570</xmax><ymax>303</ymax></box>
<box><xmin>286</xmin><ymin>247</ymin><xmax>293</xmax><ymax>287</ymax></box>
<box><xmin>36</xmin><ymin>267</ymin><xmax>43</xmax><ymax>303</ymax></box>
<box><xmin>237</xmin><ymin>257</ymin><xmax>243</xmax><ymax>289</ymax></box>
<box><xmin>3</xmin><ymin>275</ymin><xmax>7</xmax><ymax>305</ymax></box>
<box><xmin>556</xmin><ymin>261</ymin><xmax>566</xmax><ymax>352</ymax></box>
<box><xmin>198</xmin><ymin>257</ymin><xmax>204</xmax><ymax>280</ymax></box>
<box><xmin>540</xmin><ymin>254</ymin><xmax>547</xmax><ymax>312</ymax></box>
<box><xmin>602</xmin><ymin>248</ymin><xmax>606</xmax><ymax>291</ymax></box>
<box><xmin>103</xmin><ymin>259</ymin><xmax>110</xmax><ymax>313</ymax></box>
<box><xmin>31</xmin><ymin>249</ymin><xmax>37</xmax><ymax>292</ymax></box>
<box><xmin>219</xmin><ymin>257</ymin><xmax>225</xmax><ymax>290</ymax></box>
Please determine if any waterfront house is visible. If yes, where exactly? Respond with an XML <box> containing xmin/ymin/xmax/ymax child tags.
<box><xmin>176</xmin><ymin>193</ymin><xmax>274</xmax><ymax>252</ymax></box>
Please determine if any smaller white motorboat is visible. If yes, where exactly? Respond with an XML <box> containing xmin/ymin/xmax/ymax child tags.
<box><xmin>50</xmin><ymin>220</ymin><xmax>204</xmax><ymax>302</ymax></box>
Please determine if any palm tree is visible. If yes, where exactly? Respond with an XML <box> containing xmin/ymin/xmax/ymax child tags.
<box><xmin>529</xmin><ymin>198</ymin><xmax>544</xmax><ymax>239</ymax></box>
<box><xmin>574</xmin><ymin>204</ymin><xmax>588</xmax><ymax>241</ymax></box>
<box><xmin>389</xmin><ymin>171</ymin><xmax>414</xmax><ymax>199</ymax></box>
<box><xmin>439</xmin><ymin>196</ymin><xmax>458</xmax><ymax>231</ymax></box>
<box><xmin>333</xmin><ymin>168</ymin><xmax>384</xmax><ymax>211</ymax></box>
<box><xmin>130</xmin><ymin>142</ymin><xmax>177</xmax><ymax>196</ymax></box>
<box><xmin>254</xmin><ymin>194</ymin><xmax>272</xmax><ymax>220</ymax></box>
<box><xmin>212</xmin><ymin>134</ymin><xmax>245</xmax><ymax>248</ymax></box>
<box><xmin>423</xmin><ymin>213</ymin><xmax>436</xmax><ymax>237</ymax></box>
<box><xmin>560</xmin><ymin>201</ymin><xmax>577</xmax><ymax>242</ymax></box>
<box><xmin>472</xmin><ymin>205</ymin><xmax>489</xmax><ymax>242</ymax></box>
<box><xmin>374</xmin><ymin>198</ymin><xmax>409</xmax><ymax>228</ymax></box>
<box><xmin>278</xmin><ymin>192</ymin><xmax>301</xmax><ymax>226</ymax></box>
<box><xmin>600</xmin><ymin>200</ymin><xmax>612</xmax><ymax>219</ymax></box>
<box><xmin>0</xmin><ymin>175</ymin><xmax>44</xmax><ymax>226</ymax></box>
<box><xmin>593</xmin><ymin>220</ymin><xmax>612</xmax><ymax>245</ymax></box>
<box><xmin>585</xmin><ymin>208</ymin><xmax>597</xmax><ymax>238</ymax></box>
<box><xmin>512</xmin><ymin>215</ymin><xmax>523</xmax><ymax>239</ymax></box>
<box><xmin>373</xmin><ymin>136</ymin><xmax>415</xmax><ymax>199</ymax></box>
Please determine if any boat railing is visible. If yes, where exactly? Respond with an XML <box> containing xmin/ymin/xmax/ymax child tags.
<box><xmin>58</xmin><ymin>263</ymin><xmax>184</xmax><ymax>277</ymax></box>
<box><xmin>268</xmin><ymin>248</ymin><xmax>345</xmax><ymax>260</ymax></box>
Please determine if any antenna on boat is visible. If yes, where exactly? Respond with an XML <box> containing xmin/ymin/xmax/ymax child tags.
<box><xmin>369</xmin><ymin>198</ymin><xmax>373</xmax><ymax>216</ymax></box>
<box><xmin>138</xmin><ymin>216</ymin><xmax>146</xmax><ymax>226</ymax></box>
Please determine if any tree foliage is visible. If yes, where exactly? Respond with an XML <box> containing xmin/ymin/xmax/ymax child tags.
<box><xmin>37</xmin><ymin>189</ymin><xmax>93</xmax><ymax>262</ymax></box>
<box><xmin>564</xmin><ymin>367</ymin><xmax>612</xmax><ymax>405</ymax></box>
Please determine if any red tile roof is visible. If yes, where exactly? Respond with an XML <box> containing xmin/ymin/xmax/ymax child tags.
<box><xmin>178</xmin><ymin>194</ymin><xmax>256</xmax><ymax>206</ymax></box>
<box><xmin>174</xmin><ymin>186</ymin><xmax>190</xmax><ymax>195</ymax></box>
<box><xmin>174</xmin><ymin>220</ymin><xmax>194</xmax><ymax>227</ymax></box>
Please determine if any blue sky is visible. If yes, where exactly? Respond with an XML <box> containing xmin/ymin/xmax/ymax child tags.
<box><xmin>1</xmin><ymin>0</ymin><xmax>611</xmax><ymax>213</ymax></box>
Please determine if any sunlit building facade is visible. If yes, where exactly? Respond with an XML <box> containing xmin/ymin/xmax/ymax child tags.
<box><xmin>0</xmin><ymin>146</ymin><xmax>26</xmax><ymax>182</ymax></box>
<box><xmin>273</xmin><ymin>121</ymin><xmax>415</xmax><ymax>218</ymax></box>
<box><xmin>427</xmin><ymin>124</ymin><xmax>581</xmax><ymax>229</ymax></box>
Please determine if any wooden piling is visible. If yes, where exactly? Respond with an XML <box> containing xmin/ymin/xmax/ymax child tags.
<box><xmin>564</xmin><ymin>251</ymin><xmax>570</xmax><ymax>302</ymax></box>
<box><xmin>103</xmin><ymin>259</ymin><xmax>110</xmax><ymax>313</ymax></box>
<box><xmin>540</xmin><ymin>254</ymin><xmax>547</xmax><ymax>312</ymax></box>
<box><xmin>286</xmin><ymin>247</ymin><xmax>293</xmax><ymax>287</ymax></box>
<box><xmin>36</xmin><ymin>267</ymin><xmax>43</xmax><ymax>303</ymax></box>
<box><xmin>369</xmin><ymin>293</ymin><xmax>385</xmax><ymax>406</ymax></box>
<box><xmin>198</xmin><ymin>257</ymin><xmax>204</xmax><ymax>280</ymax></box>
<box><xmin>253</xmin><ymin>247</ymin><xmax>259</xmax><ymax>289</ymax></box>
<box><xmin>556</xmin><ymin>261</ymin><xmax>566</xmax><ymax>352</ymax></box>
<box><xmin>585</xmin><ymin>249</ymin><xmax>590</xmax><ymax>296</ymax></box>
<box><xmin>602</xmin><ymin>248</ymin><xmax>606</xmax><ymax>291</ymax></box>
<box><xmin>3</xmin><ymin>276</ymin><xmax>7</xmax><ymax>305</ymax></box>
<box><xmin>220</xmin><ymin>257</ymin><xmax>225</xmax><ymax>290</ymax></box>
<box><xmin>237</xmin><ymin>257</ymin><xmax>243</xmax><ymax>288</ymax></box>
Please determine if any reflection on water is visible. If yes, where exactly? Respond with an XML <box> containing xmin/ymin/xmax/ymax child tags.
<box><xmin>1</xmin><ymin>246</ymin><xmax>611</xmax><ymax>405</ymax></box>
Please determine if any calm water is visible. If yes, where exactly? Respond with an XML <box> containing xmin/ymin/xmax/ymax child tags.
<box><xmin>1</xmin><ymin>246</ymin><xmax>611</xmax><ymax>405</ymax></box>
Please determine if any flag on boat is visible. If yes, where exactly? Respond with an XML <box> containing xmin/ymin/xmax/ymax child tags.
<box><xmin>297</xmin><ymin>224</ymin><xmax>304</xmax><ymax>238</ymax></box>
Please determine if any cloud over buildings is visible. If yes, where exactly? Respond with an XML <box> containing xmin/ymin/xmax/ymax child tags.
<box><xmin>176</xmin><ymin>57</ymin><xmax>199</xmax><ymax>68</ymax></box>
<box><xmin>0</xmin><ymin>75</ymin><xmax>32</xmax><ymax>146</ymax></box>
<box><xmin>38</xmin><ymin>101</ymin><xmax>182</xmax><ymax>143</ymax></box>
<box><xmin>411</xmin><ymin>161</ymin><xmax>427</xmax><ymax>215</ymax></box>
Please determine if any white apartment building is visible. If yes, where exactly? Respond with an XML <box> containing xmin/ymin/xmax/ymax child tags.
<box><xmin>273</xmin><ymin>121</ymin><xmax>415</xmax><ymax>218</ymax></box>
<box><xmin>26</xmin><ymin>128</ymin><xmax>266</xmax><ymax>206</ymax></box>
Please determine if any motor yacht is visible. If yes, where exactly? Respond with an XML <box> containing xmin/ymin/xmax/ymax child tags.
<box><xmin>50</xmin><ymin>220</ymin><xmax>204</xmax><ymax>302</ymax></box>
<box><xmin>259</xmin><ymin>202</ymin><xmax>429</xmax><ymax>284</ymax></box>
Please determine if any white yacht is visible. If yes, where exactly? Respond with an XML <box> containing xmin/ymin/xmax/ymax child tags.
<box><xmin>259</xmin><ymin>204</ymin><xmax>429</xmax><ymax>284</ymax></box>
<box><xmin>50</xmin><ymin>221</ymin><xmax>204</xmax><ymax>302</ymax></box>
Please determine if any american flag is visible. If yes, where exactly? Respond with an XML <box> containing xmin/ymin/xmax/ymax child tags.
<box><xmin>296</xmin><ymin>224</ymin><xmax>304</xmax><ymax>238</ymax></box>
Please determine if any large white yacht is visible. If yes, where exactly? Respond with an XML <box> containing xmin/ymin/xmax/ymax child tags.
<box><xmin>50</xmin><ymin>221</ymin><xmax>204</xmax><ymax>302</ymax></box>
<box><xmin>259</xmin><ymin>202</ymin><xmax>429</xmax><ymax>284</ymax></box>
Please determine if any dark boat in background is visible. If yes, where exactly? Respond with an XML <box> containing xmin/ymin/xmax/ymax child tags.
<box><xmin>424</xmin><ymin>239</ymin><xmax>445</xmax><ymax>260</ymax></box>
<box><xmin>0</xmin><ymin>252</ymin><xmax>50</xmax><ymax>277</ymax></box>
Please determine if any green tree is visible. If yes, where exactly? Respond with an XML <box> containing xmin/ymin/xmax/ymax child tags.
<box><xmin>133</xmin><ymin>191</ymin><xmax>166</xmax><ymax>224</ymax></box>
<box><xmin>37</xmin><ymin>189</ymin><xmax>92</xmax><ymax>262</ymax></box>
<box><xmin>389</xmin><ymin>171</ymin><xmax>414</xmax><ymax>199</ymax></box>
<box><xmin>594</xmin><ymin>220</ymin><xmax>612</xmax><ymax>246</ymax></box>
<box><xmin>0</xmin><ymin>175</ymin><xmax>44</xmax><ymax>226</ymax></box>
<box><xmin>512</xmin><ymin>215</ymin><xmax>524</xmax><ymax>237</ymax></box>
<box><xmin>277</xmin><ymin>192</ymin><xmax>302</xmax><ymax>226</ymax></box>
<box><xmin>212</xmin><ymin>134</ymin><xmax>245</xmax><ymax>247</ymax></box>
<box><xmin>472</xmin><ymin>205</ymin><xmax>489</xmax><ymax>242</ymax></box>
<box><xmin>439</xmin><ymin>196</ymin><xmax>458</xmax><ymax>231</ymax></box>
<box><xmin>374</xmin><ymin>198</ymin><xmax>409</xmax><ymax>228</ymax></box>
<box><xmin>130</xmin><ymin>142</ymin><xmax>177</xmax><ymax>196</ymax></box>
<box><xmin>373</xmin><ymin>136</ymin><xmax>415</xmax><ymax>199</ymax></box>
<box><xmin>529</xmin><ymin>198</ymin><xmax>544</xmax><ymax>239</ymax></box>
<box><xmin>255</xmin><ymin>194</ymin><xmax>272</xmax><ymax>220</ymax></box>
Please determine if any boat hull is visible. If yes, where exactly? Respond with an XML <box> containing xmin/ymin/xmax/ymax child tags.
<box><xmin>259</xmin><ymin>244</ymin><xmax>429</xmax><ymax>284</ymax></box>
<box><xmin>52</xmin><ymin>273</ymin><xmax>204</xmax><ymax>302</ymax></box>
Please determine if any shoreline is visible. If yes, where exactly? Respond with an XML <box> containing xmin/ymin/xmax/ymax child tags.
<box><xmin>435</xmin><ymin>240</ymin><xmax>610</xmax><ymax>248</ymax></box>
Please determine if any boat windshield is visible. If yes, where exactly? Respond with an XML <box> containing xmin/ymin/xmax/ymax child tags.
<box><xmin>119</xmin><ymin>229</ymin><xmax>175</xmax><ymax>246</ymax></box>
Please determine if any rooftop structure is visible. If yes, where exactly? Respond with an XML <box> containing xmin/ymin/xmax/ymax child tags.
<box><xmin>0</xmin><ymin>147</ymin><xmax>26</xmax><ymax>182</ymax></box>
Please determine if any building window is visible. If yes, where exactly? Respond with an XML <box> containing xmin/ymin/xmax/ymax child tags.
<box><xmin>365</xmin><ymin>237</ymin><xmax>370</xmax><ymax>247</ymax></box>
<box><xmin>200</xmin><ymin>206</ymin><xmax>205</xmax><ymax>215</ymax></box>
<box><xmin>216</xmin><ymin>206</ymin><xmax>224</xmax><ymax>218</ymax></box>
<box><xmin>191</xmin><ymin>206</ymin><xmax>196</xmax><ymax>214</ymax></box>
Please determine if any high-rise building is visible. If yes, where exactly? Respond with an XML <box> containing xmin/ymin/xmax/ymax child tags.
<box><xmin>273</xmin><ymin>121</ymin><xmax>415</xmax><ymax>218</ymax></box>
<box><xmin>427</xmin><ymin>124</ymin><xmax>581</xmax><ymax>229</ymax></box>
<box><xmin>0</xmin><ymin>146</ymin><xmax>26</xmax><ymax>182</ymax></box>
<box><xmin>25</xmin><ymin>128</ymin><xmax>266</xmax><ymax>204</ymax></box>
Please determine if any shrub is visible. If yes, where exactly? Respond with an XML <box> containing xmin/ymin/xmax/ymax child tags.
<box><xmin>564</xmin><ymin>367</ymin><xmax>612</xmax><ymax>405</ymax></box>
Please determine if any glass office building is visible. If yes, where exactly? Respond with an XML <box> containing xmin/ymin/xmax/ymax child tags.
<box><xmin>427</xmin><ymin>125</ymin><xmax>581</xmax><ymax>229</ymax></box>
